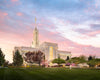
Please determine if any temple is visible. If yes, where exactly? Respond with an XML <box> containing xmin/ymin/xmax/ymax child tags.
<box><xmin>14</xmin><ymin>18</ymin><xmax>71</xmax><ymax>66</ymax></box>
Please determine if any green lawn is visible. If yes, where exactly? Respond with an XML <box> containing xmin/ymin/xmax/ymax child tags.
<box><xmin>0</xmin><ymin>67</ymin><xmax>100</xmax><ymax>80</ymax></box>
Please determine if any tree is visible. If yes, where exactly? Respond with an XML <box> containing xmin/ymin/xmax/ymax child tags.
<box><xmin>0</xmin><ymin>49</ymin><xmax>5</xmax><ymax>66</ymax></box>
<box><xmin>87</xmin><ymin>58</ymin><xmax>100</xmax><ymax>67</ymax></box>
<box><xmin>24</xmin><ymin>50</ymin><xmax>45</xmax><ymax>66</ymax></box>
<box><xmin>52</xmin><ymin>57</ymin><xmax>65</xmax><ymax>66</ymax></box>
<box><xmin>13</xmin><ymin>50</ymin><xmax>23</xmax><ymax>66</ymax></box>
<box><xmin>68</xmin><ymin>56</ymin><xmax>86</xmax><ymax>64</ymax></box>
<box><xmin>68</xmin><ymin>57</ymin><xmax>80</xmax><ymax>64</ymax></box>
<box><xmin>66</xmin><ymin>56</ymin><xmax>69</xmax><ymax>61</ymax></box>
<box><xmin>4</xmin><ymin>60</ymin><xmax>9</xmax><ymax>67</ymax></box>
<box><xmin>37</xmin><ymin>50</ymin><xmax>44</xmax><ymax>66</ymax></box>
<box><xmin>88</xmin><ymin>56</ymin><xmax>95</xmax><ymax>61</ymax></box>
<box><xmin>88</xmin><ymin>56</ymin><xmax>93</xmax><ymax>61</ymax></box>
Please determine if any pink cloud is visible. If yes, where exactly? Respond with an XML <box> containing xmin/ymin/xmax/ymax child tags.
<box><xmin>3</xmin><ymin>13</ymin><xmax>8</xmax><ymax>16</ymax></box>
<box><xmin>0</xmin><ymin>11</ymin><xmax>10</xmax><ymax>27</ymax></box>
<box><xmin>78</xmin><ymin>35</ymin><xmax>89</xmax><ymax>39</ymax></box>
<box><xmin>0</xmin><ymin>11</ymin><xmax>8</xmax><ymax>17</ymax></box>
<box><xmin>86</xmin><ymin>30</ymin><xmax>100</xmax><ymax>36</ymax></box>
<box><xmin>16</xmin><ymin>12</ymin><xmax>23</xmax><ymax>16</ymax></box>
<box><xmin>58</xmin><ymin>40</ymin><xmax>100</xmax><ymax>57</ymax></box>
<box><xmin>11</xmin><ymin>0</ymin><xmax>18</xmax><ymax>2</ymax></box>
<box><xmin>66</xmin><ymin>20</ymin><xmax>71</xmax><ymax>24</ymax></box>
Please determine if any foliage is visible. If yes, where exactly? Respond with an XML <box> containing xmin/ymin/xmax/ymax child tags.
<box><xmin>4</xmin><ymin>60</ymin><xmax>9</xmax><ymax>67</ymax></box>
<box><xmin>68</xmin><ymin>55</ymin><xmax>100</xmax><ymax>67</ymax></box>
<box><xmin>88</xmin><ymin>56</ymin><xmax>95</xmax><ymax>61</ymax></box>
<box><xmin>68</xmin><ymin>56</ymin><xmax>86</xmax><ymax>64</ymax></box>
<box><xmin>0</xmin><ymin>49</ymin><xmax>5</xmax><ymax>66</ymax></box>
<box><xmin>13</xmin><ymin>50</ymin><xmax>23</xmax><ymax>66</ymax></box>
<box><xmin>88</xmin><ymin>56</ymin><xmax>93</xmax><ymax>61</ymax></box>
<box><xmin>66</xmin><ymin>56</ymin><xmax>69</xmax><ymax>61</ymax></box>
<box><xmin>24</xmin><ymin>50</ymin><xmax>44</xmax><ymax>66</ymax></box>
<box><xmin>87</xmin><ymin>58</ymin><xmax>100</xmax><ymax>67</ymax></box>
<box><xmin>52</xmin><ymin>57</ymin><xmax>65</xmax><ymax>66</ymax></box>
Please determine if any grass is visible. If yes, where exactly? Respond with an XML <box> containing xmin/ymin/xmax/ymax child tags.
<box><xmin>0</xmin><ymin>67</ymin><xmax>100</xmax><ymax>80</ymax></box>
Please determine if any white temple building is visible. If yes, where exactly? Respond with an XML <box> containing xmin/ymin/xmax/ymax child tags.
<box><xmin>14</xmin><ymin>19</ymin><xmax>71</xmax><ymax>66</ymax></box>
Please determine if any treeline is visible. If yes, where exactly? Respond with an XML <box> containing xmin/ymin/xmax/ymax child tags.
<box><xmin>68</xmin><ymin>55</ymin><xmax>100</xmax><ymax>67</ymax></box>
<box><xmin>0</xmin><ymin>49</ymin><xmax>23</xmax><ymax>67</ymax></box>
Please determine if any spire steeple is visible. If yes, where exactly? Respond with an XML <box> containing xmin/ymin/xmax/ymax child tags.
<box><xmin>31</xmin><ymin>17</ymin><xmax>39</xmax><ymax>48</ymax></box>
<box><xmin>35</xmin><ymin>17</ymin><xmax>37</xmax><ymax>30</ymax></box>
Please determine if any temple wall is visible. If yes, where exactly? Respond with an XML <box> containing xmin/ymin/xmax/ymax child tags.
<box><xmin>57</xmin><ymin>50</ymin><xmax>71</xmax><ymax>60</ymax></box>
<box><xmin>39</xmin><ymin>42</ymin><xmax>58</xmax><ymax>62</ymax></box>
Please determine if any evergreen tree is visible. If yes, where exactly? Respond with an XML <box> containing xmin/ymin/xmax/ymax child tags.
<box><xmin>88</xmin><ymin>56</ymin><xmax>93</xmax><ymax>61</ymax></box>
<box><xmin>0</xmin><ymin>49</ymin><xmax>5</xmax><ymax>66</ymax></box>
<box><xmin>66</xmin><ymin>56</ymin><xmax>69</xmax><ymax>61</ymax></box>
<box><xmin>13</xmin><ymin>50</ymin><xmax>23</xmax><ymax>66</ymax></box>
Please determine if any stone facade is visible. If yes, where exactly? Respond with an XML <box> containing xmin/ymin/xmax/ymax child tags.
<box><xmin>57</xmin><ymin>50</ymin><xmax>71</xmax><ymax>60</ymax></box>
<box><xmin>39</xmin><ymin>42</ymin><xmax>58</xmax><ymax>62</ymax></box>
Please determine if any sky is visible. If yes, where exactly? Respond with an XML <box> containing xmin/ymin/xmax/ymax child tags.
<box><xmin>0</xmin><ymin>0</ymin><xmax>100</xmax><ymax>62</ymax></box>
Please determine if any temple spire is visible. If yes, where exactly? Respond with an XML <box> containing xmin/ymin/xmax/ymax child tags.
<box><xmin>35</xmin><ymin>17</ymin><xmax>37</xmax><ymax>30</ymax></box>
<box><xmin>31</xmin><ymin>17</ymin><xmax>39</xmax><ymax>48</ymax></box>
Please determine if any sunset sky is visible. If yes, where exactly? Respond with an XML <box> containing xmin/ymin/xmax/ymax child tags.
<box><xmin>0</xmin><ymin>0</ymin><xmax>100</xmax><ymax>62</ymax></box>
